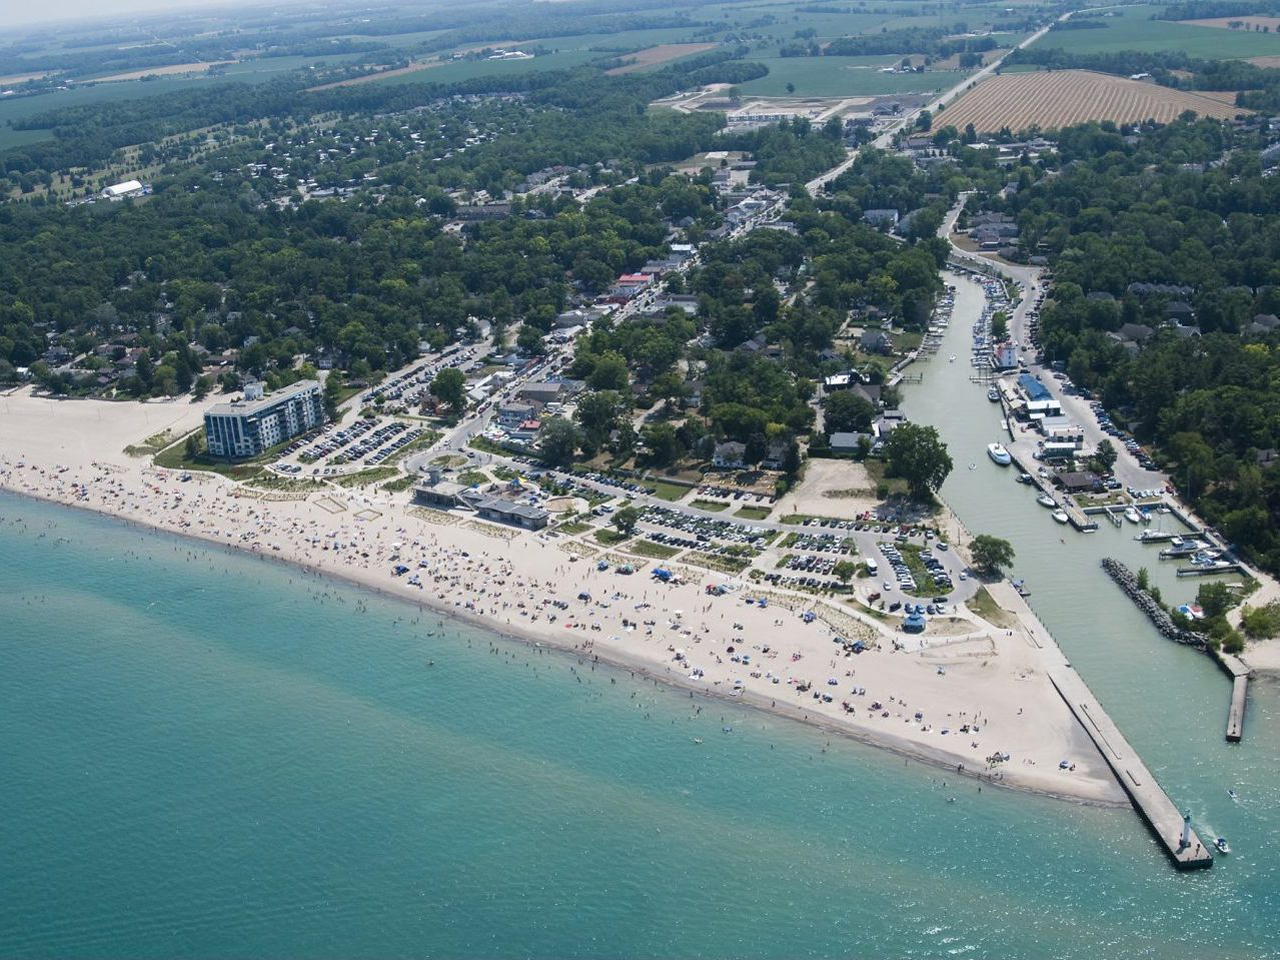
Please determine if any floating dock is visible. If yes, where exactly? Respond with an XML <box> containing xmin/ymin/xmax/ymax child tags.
<box><xmin>1048</xmin><ymin>671</ymin><xmax>1213</xmax><ymax>869</ymax></box>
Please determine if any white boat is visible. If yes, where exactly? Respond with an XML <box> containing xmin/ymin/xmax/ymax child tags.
<box><xmin>987</xmin><ymin>387</ymin><xmax>1000</xmax><ymax>402</ymax></box>
<box><xmin>1037</xmin><ymin>493</ymin><xmax>1056</xmax><ymax>508</ymax></box>
<box><xmin>1124</xmin><ymin>506</ymin><xmax>1142</xmax><ymax>524</ymax></box>
<box><xmin>949</xmin><ymin>354</ymin><xmax>957</xmax><ymax>362</ymax></box>
<box><xmin>1215</xmin><ymin>837</ymin><xmax>1231</xmax><ymax>854</ymax></box>
<box><xmin>1053</xmin><ymin>510</ymin><xmax>1069</xmax><ymax>524</ymax></box>
<box><xmin>987</xmin><ymin>443</ymin><xmax>1011</xmax><ymax>466</ymax></box>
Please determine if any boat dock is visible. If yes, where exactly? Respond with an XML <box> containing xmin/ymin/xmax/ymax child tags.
<box><xmin>1048</xmin><ymin>670</ymin><xmax>1213</xmax><ymax>869</ymax></box>
<box><xmin>1175</xmin><ymin>562</ymin><xmax>1245</xmax><ymax>577</ymax></box>
<box><xmin>1223</xmin><ymin>657</ymin><xmax>1250</xmax><ymax>743</ymax></box>
<box><xmin>1005</xmin><ymin>446</ymin><xmax>1098</xmax><ymax>531</ymax></box>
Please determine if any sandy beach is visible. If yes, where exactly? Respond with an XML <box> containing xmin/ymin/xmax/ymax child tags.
<box><xmin>0</xmin><ymin>387</ymin><xmax>1128</xmax><ymax>806</ymax></box>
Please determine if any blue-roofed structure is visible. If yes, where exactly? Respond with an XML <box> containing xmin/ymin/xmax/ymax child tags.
<box><xmin>1018</xmin><ymin>373</ymin><xmax>1051</xmax><ymax>402</ymax></box>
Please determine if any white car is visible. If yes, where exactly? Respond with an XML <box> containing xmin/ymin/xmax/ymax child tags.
<box><xmin>883</xmin><ymin>581</ymin><xmax>894</xmax><ymax>592</ymax></box>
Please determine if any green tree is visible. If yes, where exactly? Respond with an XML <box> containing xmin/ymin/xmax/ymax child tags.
<box><xmin>882</xmin><ymin>423</ymin><xmax>952</xmax><ymax>499</ymax></box>
<box><xmin>430</xmin><ymin>367</ymin><xmax>467</xmax><ymax>413</ymax></box>
<box><xmin>970</xmin><ymin>534</ymin><xmax>1015</xmax><ymax>577</ymax></box>
<box><xmin>612</xmin><ymin>505</ymin><xmax>640</xmax><ymax>537</ymax></box>
<box><xmin>538</xmin><ymin>417</ymin><xmax>579</xmax><ymax>467</ymax></box>
<box><xmin>640</xmin><ymin>422</ymin><xmax>683</xmax><ymax>467</ymax></box>
<box><xmin>185</xmin><ymin>433</ymin><xmax>201</xmax><ymax>460</ymax></box>
<box><xmin>1196</xmin><ymin>581</ymin><xmax>1233</xmax><ymax>621</ymax></box>
<box><xmin>833</xmin><ymin>560</ymin><xmax>857</xmax><ymax>585</ymax></box>
<box><xmin>824</xmin><ymin>391</ymin><xmax>876</xmax><ymax>434</ymax></box>
<box><xmin>1092</xmin><ymin>438</ymin><xmax>1117</xmax><ymax>474</ymax></box>
<box><xmin>323</xmin><ymin>371</ymin><xmax>345</xmax><ymax>420</ymax></box>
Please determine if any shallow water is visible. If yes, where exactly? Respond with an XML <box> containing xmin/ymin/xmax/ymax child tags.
<box><xmin>3</xmin><ymin>280</ymin><xmax>1280</xmax><ymax>959</ymax></box>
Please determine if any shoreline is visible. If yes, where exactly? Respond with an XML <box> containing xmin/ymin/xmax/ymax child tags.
<box><xmin>0</xmin><ymin>477</ymin><xmax>1128</xmax><ymax>809</ymax></box>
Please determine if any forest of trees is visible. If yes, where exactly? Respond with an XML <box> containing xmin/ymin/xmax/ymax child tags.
<box><xmin>986</xmin><ymin>118</ymin><xmax>1280</xmax><ymax>573</ymax></box>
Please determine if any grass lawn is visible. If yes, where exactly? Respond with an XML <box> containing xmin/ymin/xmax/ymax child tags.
<box><xmin>594</xmin><ymin>529</ymin><xmax>631</xmax><ymax>547</ymax></box>
<box><xmin>153</xmin><ymin>430</ymin><xmax>265</xmax><ymax>480</ymax></box>
<box><xmin>735</xmin><ymin>505</ymin><xmax>772</xmax><ymax>520</ymax></box>
<box><xmin>457</xmin><ymin>470</ymin><xmax>490</xmax><ymax>486</ymax></box>
<box><xmin>333</xmin><ymin>467</ymin><xmax>399</xmax><ymax>487</ymax></box>
<box><xmin>649</xmin><ymin>479</ymin><xmax>692</xmax><ymax>502</ymax></box>
<box><xmin>557</xmin><ymin>520</ymin><xmax>593</xmax><ymax>535</ymax></box>
<box><xmin>1030</xmin><ymin>4</ymin><xmax>1280</xmax><ymax>58</ymax></box>
<box><xmin>966</xmin><ymin>586</ymin><xmax>1018</xmax><ymax>628</ymax></box>
<box><xmin>381</xmin><ymin>474</ymin><xmax>417</xmax><ymax>493</ymax></box>
<box><xmin>628</xmin><ymin>540</ymin><xmax>681</xmax><ymax>559</ymax></box>
<box><xmin>691</xmin><ymin>498</ymin><xmax>729</xmax><ymax>512</ymax></box>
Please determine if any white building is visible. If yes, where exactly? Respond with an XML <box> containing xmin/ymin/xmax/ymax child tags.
<box><xmin>204</xmin><ymin>380</ymin><xmax>325</xmax><ymax>459</ymax></box>
<box><xmin>102</xmin><ymin>179</ymin><xmax>145</xmax><ymax>200</ymax></box>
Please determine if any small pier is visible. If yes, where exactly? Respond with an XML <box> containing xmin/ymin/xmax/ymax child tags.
<box><xmin>1048</xmin><ymin>671</ymin><xmax>1213</xmax><ymax>870</ymax></box>
<box><xmin>1176</xmin><ymin>562</ymin><xmax>1245</xmax><ymax>578</ymax></box>
<box><xmin>1134</xmin><ymin>529</ymin><xmax>1196</xmax><ymax>544</ymax></box>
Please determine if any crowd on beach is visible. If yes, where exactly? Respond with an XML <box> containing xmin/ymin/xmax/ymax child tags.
<box><xmin>0</xmin><ymin>447</ymin><xmax>1121</xmax><ymax>804</ymax></box>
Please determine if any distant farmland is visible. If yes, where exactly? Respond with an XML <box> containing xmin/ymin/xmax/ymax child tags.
<box><xmin>606</xmin><ymin>43</ymin><xmax>716</xmax><ymax>75</ymax></box>
<box><xmin>940</xmin><ymin>70</ymin><xmax>1245</xmax><ymax>134</ymax></box>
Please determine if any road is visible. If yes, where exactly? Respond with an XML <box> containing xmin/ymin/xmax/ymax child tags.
<box><xmin>806</xmin><ymin>13</ymin><xmax>1066</xmax><ymax>195</ymax></box>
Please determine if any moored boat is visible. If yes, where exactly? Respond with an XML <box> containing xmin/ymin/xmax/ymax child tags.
<box><xmin>1037</xmin><ymin>493</ymin><xmax>1056</xmax><ymax>508</ymax></box>
<box><xmin>987</xmin><ymin>443</ymin><xmax>1011</xmax><ymax>466</ymax></box>
<box><xmin>987</xmin><ymin>386</ymin><xmax>1000</xmax><ymax>402</ymax></box>
<box><xmin>1124</xmin><ymin>506</ymin><xmax>1142</xmax><ymax>524</ymax></box>
<box><xmin>1052</xmin><ymin>510</ymin><xmax>1069</xmax><ymax>524</ymax></box>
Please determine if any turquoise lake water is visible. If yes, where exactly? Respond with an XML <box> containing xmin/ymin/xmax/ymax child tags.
<box><xmin>2</xmin><ymin>276</ymin><xmax>1279</xmax><ymax>958</ymax></box>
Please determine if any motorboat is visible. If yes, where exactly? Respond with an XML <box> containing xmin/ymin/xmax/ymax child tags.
<box><xmin>987</xmin><ymin>386</ymin><xmax>1000</xmax><ymax>402</ymax></box>
<box><xmin>1124</xmin><ymin>506</ymin><xmax>1142</xmax><ymax>524</ymax></box>
<box><xmin>1215</xmin><ymin>837</ymin><xmax>1231</xmax><ymax>855</ymax></box>
<box><xmin>1052</xmin><ymin>510</ymin><xmax>1070</xmax><ymax>524</ymax></box>
<box><xmin>1016</xmin><ymin>472</ymin><xmax>1032</xmax><ymax>484</ymax></box>
<box><xmin>949</xmin><ymin>354</ymin><xmax>957</xmax><ymax>362</ymax></box>
<box><xmin>987</xmin><ymin>443</ymin><xmax>1012</xmax><ymax>466</ymax></box>
<box><xmin>1037</xmin><ymin>493</ymin><xmax>1056</xmax><ymax>508</ymax></box>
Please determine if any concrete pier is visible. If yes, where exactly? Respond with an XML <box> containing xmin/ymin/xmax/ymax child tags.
<box><xmin>1047</xmin><ymin>670</ymin><xmax>1213</xmax><ymax>869</ymax></box>
<box><xmin>987</xmin><ymin>580</ymin><xmax>1213</xmax><ymax>871</ymax></box>
<box><xmin>1213</xmin><ymin>651</ymin><xmax>1251</xmax><ymax>743</ymax></box>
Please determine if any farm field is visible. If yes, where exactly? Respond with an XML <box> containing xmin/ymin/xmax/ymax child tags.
<box><xmin>89</xmin><ymin>61</ymin><xmax>230</xmax><ymax>83</ymax></box>
<box><xmin>735</xmin><ymin>57</ymin><xmax>959</xmax><ymax>97</ymax></box>
<box><xmin>368</xmin><ymin>49</ymin><xmax>602</xmax><ymax>86</ymax></box>
<box><xmin>1180</xmin><ymin>15</ymin><xmax>1280</xmax><ymax>31</ymax></box>
<box><xmin>606</xmin><ymin>43</ymin><xmax>718</xmax><ymax>75</ymax></box>
<box><xmin>940</xmin><ymin>69</ymin><xmax>1247</xmax><ymax>134</ymax></box>
<box><xmin>1031</xmin><ymin>4</ymin><xmax>1280</xmax><ymax>58</ymax></box>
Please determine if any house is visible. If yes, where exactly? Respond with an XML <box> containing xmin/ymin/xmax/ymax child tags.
<box><xmin>497</xmin><ymin>402</ymin><xmax>535</xmax><ymax>426</ymax></box>
<box><xmin>455</xmin><ymin>203</ymin><xmax>512</xmax><ymax>220</ymax></box>
<box><xmin>862</xmin><ymin>208</ymin><xmax>899</xmax><ymax>227</ymax></box>
<box><xmin>761</xmin><ymin>439</ymin><xmax>790</xmax><ymax>471</ymax></box>
<box><xmin>829</xmin><ymin>431</ymin><xmax>869</xmax><ymax>454</ymax></box>
<box><xmin>860</xmin><ymin>330</ymin><xmax>893</xmax><ymax>355</ymax></box>
<box><xmin>609</xmin><ymin>273</ymin><xmax>652</xmax><ymax>301</ymax></box>
<box><xmin>712</xmin><ymin>441</ymin><xmax>746</xmax><ymax>469</ymax></box>
<box><xmin>992</xmin><ymin>341</ymin><xmax>1018</xmax><ymax>370</ymax></box>
<box><xmin>517</xmin><ymin>379</ymin><xmax>584</xmax><ymax>405</ymax></box>
<box><xmin>1056</xmin><ymin>471</ymin><xmax>1102</xmax><ymax>494</ymax></box>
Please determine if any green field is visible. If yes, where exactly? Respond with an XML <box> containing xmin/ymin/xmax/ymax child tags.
<box><xmin>736</xmin><ymin>57</ymin><xmax>960</xmax><ymax>97</ymax></box>
<box><xmin>1031</xmin><ymin>5</ymin><xmax>1280</xmax><ymax>58</ymax></box>
<box><xmin>373</xmin><ymin>49</ymin><xmax>604</xmax><ymax>86</ymax></box>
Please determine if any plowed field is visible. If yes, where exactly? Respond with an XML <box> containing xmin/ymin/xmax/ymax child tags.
<box><xmin>941</xmin><ymin>70</ymin><xmax>1246</xmax><ymax>133</ymax></box>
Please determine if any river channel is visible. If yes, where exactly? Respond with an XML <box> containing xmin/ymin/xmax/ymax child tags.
<box><xmin>901</xmin><ymin>269</ymin><xmax>1280</xmax><ymax>881</ymax></box>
